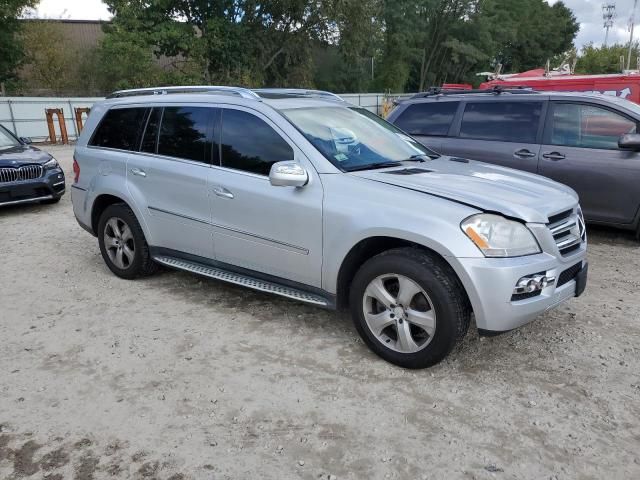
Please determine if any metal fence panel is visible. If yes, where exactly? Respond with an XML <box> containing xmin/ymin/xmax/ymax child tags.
<box><xmin>0</xmin><ymin>97</ymin><xmax>103</xmax><ymax>142</ymax></box>
<box><xmin>1</xmin><ymin>93</ymin><xmax>407</xmax><ymax>142</ymax></box>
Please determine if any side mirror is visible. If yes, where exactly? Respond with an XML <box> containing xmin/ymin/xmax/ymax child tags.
<box><xmin>20</xmin><ymin>137</ymin><xmax>32</xmax><ymax>145</ymax></box>
<box><xmin>618</xmin><ymin>133</ymin><xmax>640</xmax><ymax>151</ymax></box>
<box><xmin>269</xmin><ymin>161</ymin><xmax>309</xmax><ymax>187</ymax></box>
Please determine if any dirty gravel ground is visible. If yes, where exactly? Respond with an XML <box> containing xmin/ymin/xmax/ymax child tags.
<box><xmin>1</xmin><ymin>145</ymin><xmax>639</xmax><ymax>480</ymax></box>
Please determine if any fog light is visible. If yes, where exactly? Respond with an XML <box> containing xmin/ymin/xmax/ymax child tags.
<box><xmin>513</xmin><ymin>274</ymin><xmax>555</xmax><ymax>295</ymax></box>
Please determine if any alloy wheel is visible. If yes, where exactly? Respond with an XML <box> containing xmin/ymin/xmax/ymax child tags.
<box><xmin>362</xmin><ymin>274</ymin><xmax>436</xmax><ymax>353</ymax></box>
<box><xmin>104</xmin><ymin>217</ymin><xmax>135</xmax><ymax>270</ymax></box>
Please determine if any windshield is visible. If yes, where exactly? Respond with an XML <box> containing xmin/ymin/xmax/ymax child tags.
<box><xmin>282</xmin><ymin>106</ymin><xmax>438</xmax><ymax>171</ymax></box>
<box><xmin>0</xmin><ymin>125</ymin><xmax>20</xmax><ymax>150</ymax></box>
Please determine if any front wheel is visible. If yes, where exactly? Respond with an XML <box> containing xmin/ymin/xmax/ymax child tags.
<box><xmin>349</xmin><ymin>248</ymin><xmax>471</xmax><ymax>369</ymax></box>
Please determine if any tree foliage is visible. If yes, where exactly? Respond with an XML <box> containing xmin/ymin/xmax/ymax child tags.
<box><xmin>576</xmin><ymin>43</ymin><xmax>640</xmax><ymax>74</ymax></box>
<box><xmin>7</xmin><ymin>0</ymin><xmax>580</xmax><ymax>94</ymax></box>
<box><xmin>0</xmin><ymin>0</ymin><xmax>37</xmax><ymax>85</ymax></box>
<box><xmin>19</xmin><ymin>21</ymin><xmax>77</xmax><ymax>93</ymax></box>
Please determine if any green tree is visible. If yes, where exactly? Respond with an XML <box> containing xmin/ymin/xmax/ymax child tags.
<box><xmin>0</xmin><ymin>0</ymin><xmax>37</xmax><ymax>88</ymax></box>
<box><xmin>19</xmin><ymin>20</ymin><xmax>76</xmax><ymax>94</ymax></box>
<box><xmin>104</xmin><ymin>0</ymin><xmax>340</xmax><ymax>87</ymax></box>
<box><xmin>478</xmin><ymin>0</ymin><xmax>579</xmax><ymax>73</ymax></box>
<box><xmin>576</xmin><ymin>43</ymin><xmax>640</xmax><ymax>74</ymax></box>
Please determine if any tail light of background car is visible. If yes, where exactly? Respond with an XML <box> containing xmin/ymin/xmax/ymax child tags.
<box><xmin>73</xmin><ymin>156</ymin><xmax>80</xmax><ymax>183</ymax></box>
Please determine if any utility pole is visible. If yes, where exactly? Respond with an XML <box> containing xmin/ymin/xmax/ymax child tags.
<box><xmin>628</xmin><ymin>0</ymin><xmax>638</xmax><ymax>70</ymax></box>
<box><xmin>603</xmin><ymin>3</ymin><xmax>616</xmax><ymax>46</ymax></box>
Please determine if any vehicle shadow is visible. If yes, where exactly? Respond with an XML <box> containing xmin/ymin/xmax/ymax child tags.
<box><xmin>585</xmin><ymin>224</ymin><xmax>638</xmax><ymax>248</ymax></box>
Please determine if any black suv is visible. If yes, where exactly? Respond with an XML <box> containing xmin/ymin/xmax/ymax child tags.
<box><xmin>388</xmin><ymin>89</ymin><xmax>640</xmax><ymax>237</ymax></box>
<box><xmin>0</xmin><ymin>124</ymin><xmax>65</xmax><ymax>207</ymax></box>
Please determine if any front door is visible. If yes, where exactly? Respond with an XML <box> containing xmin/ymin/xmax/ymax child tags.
<box><xmin>538</xmin><ymin>101</ymin><xmax>640</xmax><ymax>224</ymax></box>
<box><xmin>208</xmin><ymin>106</ymin><xmax>323</xmax><ymax>288</ymax></box>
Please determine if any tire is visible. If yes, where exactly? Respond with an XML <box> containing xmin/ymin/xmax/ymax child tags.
<box><xmin>349</xmin><ymin>247</ymin><xmax>471</xmax><ymax>369</ymax></box>
<box><xmin>97</xmin><ymin>203</ymin><xmax>157</xmax><ymax>280</ymax></box>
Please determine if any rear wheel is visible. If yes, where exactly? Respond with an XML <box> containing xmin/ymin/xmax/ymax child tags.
<box><xmin>98</xmin><ymin>204</ymin><xmax>157</xmax><ymax>279</ymax></box>
<box><xmin>349</xmin><ymin>248</ymin><xmax>470</xmax><ymax>369</ymax></box>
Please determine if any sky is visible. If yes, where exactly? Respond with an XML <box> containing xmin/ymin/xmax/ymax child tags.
<box><xmin>34</xmin><ymin>0</ymin><xmax>639</xmax><ymax>51</ymax></box>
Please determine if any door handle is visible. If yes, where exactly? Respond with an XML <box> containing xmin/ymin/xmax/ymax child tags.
<box><xmin>130</xmin><ymin>167</ymin><xmax>147</xmax><ymax>177</ymax></box>
<box><xmin>514</xmin><ymin>149</ymin><xmax>537</xmax><ymax>158</ymax></box>
<box><xmin>542</xmin><ymin>152</ymin><xmax>566</xmax><ymax>161</ymax></box>
<box><xmin>213</xmin><ymin>186</ymin><xmax>234</xmax><ymax>199</ymax></box>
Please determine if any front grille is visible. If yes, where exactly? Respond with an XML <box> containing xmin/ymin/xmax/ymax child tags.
<box><xmin>0</xmin><ymin>165</ymin><xmax>44</xmax><ymax>184</ymax></box>
<box><xmin>548</xmin><ymin>209</ymin><xmax>572</xmax><ymax>225</ymax></box>
<box><xmin>547</xmin><ymin>208</ymin><xmax>586</xmax><ymax>256</ymax></box>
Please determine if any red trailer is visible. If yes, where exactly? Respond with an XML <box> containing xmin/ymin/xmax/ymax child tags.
<box><xmin>479</xmin><ymin>69</ymin><xmax>640</xmax><ymax>103</ymax></box>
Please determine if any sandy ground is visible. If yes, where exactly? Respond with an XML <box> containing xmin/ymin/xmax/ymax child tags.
<box><xmin>1</xmin><ymin>145</ymin><xmax>639</xmax><ymax>480</ymax></box>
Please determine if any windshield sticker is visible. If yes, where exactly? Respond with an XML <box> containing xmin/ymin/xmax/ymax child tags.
<box><xmin>334</xmin><ymin>153</ymin><xmax>348</xmax><ymax>162</ymax></box>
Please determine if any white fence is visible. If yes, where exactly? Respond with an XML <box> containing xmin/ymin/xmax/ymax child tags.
<box><xmin>0</xmin><ymin>93</ymin><xmax>402</xmax><ymax>143</ymax></box>
<box><xmin>0</xmin><ymin>97</ymin><xmax>103</xmax><ymax>142</ymax></box>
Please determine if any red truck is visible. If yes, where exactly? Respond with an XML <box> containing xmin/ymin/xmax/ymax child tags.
<box><xmin>481</xmin><ymin>68</ymin><xmax>640</xmax><ymax>103</ymax></box>
<box><xmin>442</xmin><ymin>69</ymin><xmax>640</xmax><ymax>103</ymax></box>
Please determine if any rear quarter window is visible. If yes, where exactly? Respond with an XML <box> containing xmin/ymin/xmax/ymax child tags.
<box><xmin>89</xmin><ymin>107</ymin><xmax>148</xmax><ymax>151</ymax></box>
<box><xmin>393</xmin><ymin>102</ymin><xmax>458</xmax><ymax>136</ymax></box>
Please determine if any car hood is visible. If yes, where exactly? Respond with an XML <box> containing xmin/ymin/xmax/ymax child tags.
<box><xmin>351</xmin><ymin>157</ymin><xmax>579</xmax><ymax>224</ymax></box>
<box><xmin>0</xmin><ymin>145</ymin><xmax>52</xmax><ymax>167</ymax></box>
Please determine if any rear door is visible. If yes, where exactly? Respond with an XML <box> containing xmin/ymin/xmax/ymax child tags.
<box><xmin>390</xmin><ymin>100</ymin><xmax>459</xmax><ymax>151</ymax></box>
<box><xmin>438</xmin><ymin>99</ymin><xmax>546</xmax><ymax>173</ymax></box>
<box><xmin>127</xmin><ymin>105</ymin><xmax>216</xmax><ymax>258</ymax></box>
<box><xmin>538</xmin><ymin>101</ymin><xmax>640</xmax><ymax>224</ymax></box>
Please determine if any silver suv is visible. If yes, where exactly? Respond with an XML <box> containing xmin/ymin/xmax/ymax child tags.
<box><xmin>71</xmin><ymin>86</ymin><xmax>588</xmax><ymax>368</ymax></box>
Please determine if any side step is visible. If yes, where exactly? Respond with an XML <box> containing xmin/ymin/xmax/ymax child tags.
<box><xmin>153</xmin><ymin>255</ymin><xmax>330</xmax><ymax>307</ymax></box>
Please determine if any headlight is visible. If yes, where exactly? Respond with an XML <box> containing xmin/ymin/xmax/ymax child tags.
<box><xmin>44</xmin><ymin>158</ymin><xmax>58</xmax><ymax>169</ymax></box>
<box><xmin>461</xmin><ymin>214</ymin><xmax>541</xmax><ymax>257</ymax></box>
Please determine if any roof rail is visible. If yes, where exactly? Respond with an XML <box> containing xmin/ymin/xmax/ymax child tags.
<box><xmin>253</xmin><ymin>88</ymin><xmax>344</xmax><ymax>101</ymax></box>
<box><xmin>410</xmin><ymin>85</ymin><xmax>538</xmax><ymax>99</ymax></box>
<box><xmin>106</xmin><ymin>86</ymin><xmax>261</xmax><ymax>100</ymax></box>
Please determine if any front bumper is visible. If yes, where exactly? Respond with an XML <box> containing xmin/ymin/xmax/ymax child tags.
<box><xmin>454</xmin><ymin>250</ymin><xmax>588</xmax><ymax>332</ymax></box>
<box><xmin>0</xmin><ymin>168</ymin><xmax>66</xmax><ymax>207</ymax></box>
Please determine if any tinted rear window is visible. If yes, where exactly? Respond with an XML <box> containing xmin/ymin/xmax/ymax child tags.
<box><xmin>90</xmin><ymin>108</ymin><xmax>148</xmax><ymax>150</ymax></box>
<box><xmin>157</xmin><ymin>107</ymin><xmax>213</xmax><ymax>163</ymax></box>
<box><xmin>394</xmin><ymin>102</ymin><xmax>458</xmax><ymax>136</ymax></box>
<box><xmin>460</xmin><ymin>102</ymin><xmax>542</xmax><ymax>143</ymax></box>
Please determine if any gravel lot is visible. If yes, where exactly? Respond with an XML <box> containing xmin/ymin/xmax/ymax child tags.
<box><xmin>1</xmin><ymin>145</ymin><xmax>639</xmax><ymax>480</ymax></box>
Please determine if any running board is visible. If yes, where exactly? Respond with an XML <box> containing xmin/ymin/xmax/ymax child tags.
<box><xmin>153</xmin><ymin>255</ymin><xmax>330</xmax><ymax>307</ymax></box>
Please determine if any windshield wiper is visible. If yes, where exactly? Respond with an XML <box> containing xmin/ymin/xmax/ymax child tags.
<box><xmin>345</xmin><ymin>161</ymin><xmax>402</xmax><ymax>172</ymax></box>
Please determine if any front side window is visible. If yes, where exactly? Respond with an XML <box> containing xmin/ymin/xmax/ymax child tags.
<box><xmin>282</xmin><ymin>106</ymin><xmax>435</xmax><ymax>172</ymax></box>
<box><xmin>549</xmin><ymin>103</ymin><xmax>637</xmax><ymax>150</ymax></box>
<box><xmin>158</xmin><ymin>107</ymin><xmax>213</xmax><ymax>163</ymax></box>
<box><xmin>394</xmin><ymin>102</ymin><xmax>458</xmax><ymax>136</ymax></box>
<box><xmin>460</xmin><ymin>101</ymin><xmax>543</xmax><ymax>143</ymax></box>
<box><xmin>220</xmin><ymin>109</ymin><xmax>294</xmax><ymax>175</ymax></box>
<box><xmin>0</xmin><ymin>125</ymin><xmax>20</xmax><ymax>149</ymax></box>
<box><xmin>90</xmin><ymin>107</ymin><xmax>148</xmax><ymax>151</ymax></box>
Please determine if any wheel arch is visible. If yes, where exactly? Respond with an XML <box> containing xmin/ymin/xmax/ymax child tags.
<box><xmin>91</xmin><ymin>194</ymin><xmax>129</xmax><ymax>234</ymax></box>
<box><xmin>335</xmin><ymin>236</ymin><xmax>472</xmax><ymax>311</ymax></box>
